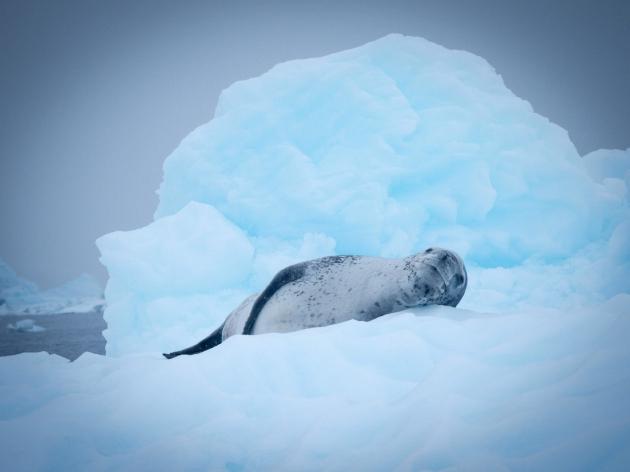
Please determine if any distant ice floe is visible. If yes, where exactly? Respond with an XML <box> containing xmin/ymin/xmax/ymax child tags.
<box><xmin>0</xmin><ymin>258</ymin><xmax>104</xmax><ymax>315</ymax></box>
<box><xmin>7</xmin><ymin>319</ymin><xmax>45</xmax><ymax>333</ymax></box>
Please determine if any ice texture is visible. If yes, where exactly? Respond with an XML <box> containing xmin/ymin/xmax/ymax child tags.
<box><xmin>3</xmin><ymin>34</ymin><xmax>630</xmax><ymax>471</ymax></box>
<box><xmin>1</xmin><ymin>298</ymin><xmax>629</xmax><ymax>471</ymax></box>
<box><xmin>96</xmin><ymin>34</ymin><xmax>629</xmax><ymax>355</ymax></box>
<box><xmin>0</xmin><ymin>258</ymin><xmax>104</xmax><ymax>315</ymax></box>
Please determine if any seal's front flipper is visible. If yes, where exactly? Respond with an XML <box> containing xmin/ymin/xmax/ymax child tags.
<box><xmin>162</xmin><ymin>322</ymin><xmax>225</xmax><ymax>360</ymax></box>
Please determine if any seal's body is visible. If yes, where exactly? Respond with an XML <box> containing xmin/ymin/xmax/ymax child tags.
<box><xmin>163</xmin><ymin>247</ymin><xmax>467</xmax><ymax>359</ymax></box>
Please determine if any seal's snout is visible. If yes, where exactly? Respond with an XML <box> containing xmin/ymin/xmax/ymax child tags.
<box><xmin>444</xmin><ymin>252</ymin><xmax>467</xmax><ymax>306</ymax></box>
<box><xmin>413</xmin><ymin>247</ymin><xmax>467</xmax><ymax>307</ymax></box>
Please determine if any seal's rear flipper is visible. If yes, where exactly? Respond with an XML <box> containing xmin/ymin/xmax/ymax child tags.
<box><xmin>162</xmin><ymin>322</ymin><xmax>225</xmax><ymax>360</ymax></box>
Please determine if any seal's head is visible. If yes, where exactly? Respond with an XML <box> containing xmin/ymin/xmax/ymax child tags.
<box><xmin>401</xmin><ymin>247</ymin><xmax>467</xmax><ymax>307</ymax></box>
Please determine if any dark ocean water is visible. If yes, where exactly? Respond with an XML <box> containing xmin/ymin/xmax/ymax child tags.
<box><xmin>0</xmin><ymin>310</ymin><xmax>106</xmax><ymax>361</ymax></box>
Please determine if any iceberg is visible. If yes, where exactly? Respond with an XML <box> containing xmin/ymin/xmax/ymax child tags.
<box><xmin>2</xmin><ymin>34</ymin><xmax>629</xmax><ymax>471</ymax></box>
<box><xmin>0</xmin><ymin>258</ymin><xmax>104</xmax><ymax>315</ymax></box>
<box><xmin>96</xmin><ymin>34</ymin><xmax>629</xmax><ymax>355</ymax></box>
<box><xmin>0</xmin><ymin>259</ymin><xmax>38</xmax><ymax>314</ymax></box>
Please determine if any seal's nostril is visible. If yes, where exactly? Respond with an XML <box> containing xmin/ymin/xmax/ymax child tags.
<box><xmin>425</xmin><ymin>248</ymin><xmax>433</xmax><ymax>253</ymax></box>
<box><xmin>452</xmin><ymin>274</ymin><xmax>464</xmax><ymax>286</ymax></box>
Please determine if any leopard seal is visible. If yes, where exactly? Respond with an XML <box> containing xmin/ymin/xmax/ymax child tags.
<box><xmin>163</xmin><ymin>247</ymin><xmax>467</xmax><ymax>359</ymax></box>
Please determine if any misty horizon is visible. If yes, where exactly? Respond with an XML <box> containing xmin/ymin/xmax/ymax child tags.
<box><xmin>1</xmin><ymin>0</ymin><xmax>629</xmax><ymax>289</ymax></box>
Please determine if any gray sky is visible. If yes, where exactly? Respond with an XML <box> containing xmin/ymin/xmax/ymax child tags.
<box><xmin>1</xmin><ymin>0</ymin><xmax>629</xmax><ymax>288</ymax></box>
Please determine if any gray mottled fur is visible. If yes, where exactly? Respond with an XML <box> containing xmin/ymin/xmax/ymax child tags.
<box><xmin>163</xmin><ymin>247</ymin><xmax>467</xmax><ymax>359</ymax></box>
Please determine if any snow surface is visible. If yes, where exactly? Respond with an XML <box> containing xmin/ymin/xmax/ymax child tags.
<box><xmin>0</xmin><ymin>258</ymin><xmax>104</xmax><ymax>315</ymax></box>
<box><xmin>1</xmin><ymin>300</ymin><xmax>629</xmax><ymax>471</ymax></box>
<box><xmin>2</xmin><ymin>34</ymin><xmax>630</xmax><ymax>471</ymax></box>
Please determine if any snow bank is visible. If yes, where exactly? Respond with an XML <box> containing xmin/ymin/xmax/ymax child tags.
<box><xmin>1</xmin><ymin>298</ymin><xmax>629</xmax><ymax>471</ymax></box>
<box><xmin>97</xmin><ymin>34</ymin><xmax>629</xmax><ymax>356</ymax></box>
<box><xmin>0</xmin><ymin>259</ymin><xmax>104</xmax><ymax>315</ymax></box>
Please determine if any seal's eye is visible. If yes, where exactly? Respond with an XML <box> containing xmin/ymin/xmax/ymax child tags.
<box><xmin>425</xmin><ymin>248</ymin><xmax>433</xmax><ymax>253</ymax></box>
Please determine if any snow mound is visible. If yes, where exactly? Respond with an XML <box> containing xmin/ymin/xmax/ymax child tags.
<box><xmin>0</xmin><ymin>258</ymin><xmax>104</xmax><ymax>315</ymax></box>
<box><xmin>96</xmin><ymin>34</ymin><xmax>629</xmax><ymax>356</ymax></box>
<box><xmin>1</xmin><ymin>298</ymin><xmax>629</xmax><ymax>471</ymax></box>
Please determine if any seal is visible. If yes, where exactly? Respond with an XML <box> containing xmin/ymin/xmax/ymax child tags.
<box><xmin>163</xmin><ymin>247</ymin><xmax>467</xmax><ymax>359</ymax></box>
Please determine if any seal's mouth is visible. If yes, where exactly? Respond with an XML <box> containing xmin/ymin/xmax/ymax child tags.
<box><xmin>397</xmin><ymin>292</ymin><xmax>418</xmax><ymax>308</ymax></box>
<box><xmin>398</xmin><ymin>300</ymin><xmax>415</xmax><ymax>308</ymax></box>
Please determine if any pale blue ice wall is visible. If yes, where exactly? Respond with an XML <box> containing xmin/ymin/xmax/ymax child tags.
<box><xmin>156</xmin><ymin>35</ymin><xmax>622</xmax><ymax>267</ymax></box>
<box><xmin>97</xmin><ymin>35</ymin><xmax>630</xmax><ymax>355</ymax></box>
